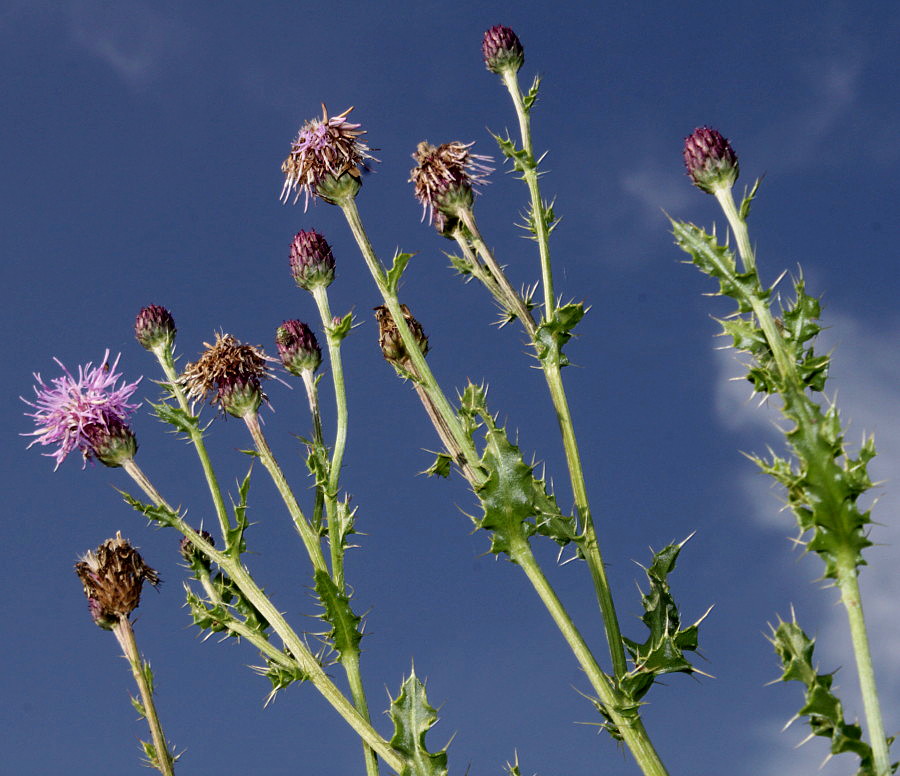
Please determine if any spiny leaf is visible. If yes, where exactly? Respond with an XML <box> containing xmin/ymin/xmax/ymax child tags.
<box><xmin>523</xmin><ymin>75</ymin><xmax>541</xmax><ymax>111</ymax></box>
<box><xmin>424</xmin><ymin>452</ymin><xmax>452</xmax><ymax>478</ymax></box>
<box><xmin>330</xmin><ymin>311</ymin><xmax>354</xmax><ymax>342</ymax></box>
<box><xmin>387</xmin><ymin>251</ymin><xmax>415</xmax><ymax>294</ymax></box>
<box><xmin>314</xmin><ymin>570</ymin><xmax>363</xmax><ymax>659</ymax></box>
<box><xmin>150</xmin><ymin>399</ymin><xmax>200</xmax><ymax>437</ymax></box>
<box><xmin>769</xmin><ymin>616</ymin><xmax>895</xmax><ymax>774</ymax></box>
<box><xmin>534</xmin><ymin>302</ymin><xmax>586</xmax><ymax>363</ymax></box>
<box><xmin>620</xmin><ymin>539</ymin><xmax>707</xmax><ymax>704</ymax></box>
<box><xmin>388</xmin><ymin>670</ymin><xmax>448</xmax><ymax>776</ymax></box>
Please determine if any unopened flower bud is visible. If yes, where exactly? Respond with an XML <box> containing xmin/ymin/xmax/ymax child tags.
<box><xmin>179</xmin><ymin>529</ymin><xmax>214</xmax><ymax>563</ymax></box>
<box><xmin>683</xmin><ymin>127</ymin><xmax>739</xmax><ymax>194</ymax></box>
<box><xmin>75</xmin><ymin>532</ymin><xmax>159</xmax><ymax>630</ymax></box>
<box><xmin>290</xmin><ymin>230</ymin><xmax>336</xmax><ymax>290</ymax></box>
<box><xmin>276</xmin><ymin>320</ymin><xmax>322</xmax><ymax>375</ymax></box>
<box><xmin>82</xmin><ymin>412</ymin><xmax>138</xmax><ymax>467</ymax></box>
<box><xmin>374</xmin><ymin>304</ymin><xmax>429</xmax><ymax>367</ymax></box>
<box><xmin>482</xmin><ymin>25</ymin><xmax>524</xmax><ymax>74</ymax></box>
<box><xmin>134</xmin><ymin>305</ymin><xmax>176</xmax><ymax>351</ymax></box>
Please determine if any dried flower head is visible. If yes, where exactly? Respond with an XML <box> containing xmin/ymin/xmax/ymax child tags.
<box><xmin>23</xmin><ymin>351</ymin><xmax>141</xmax><ymax>469</ymax></box>
<box><xmin>290</xmin><ymin>229</ymin><xmax>336</xmax><ymax>290</ymax></box>
<box><xmin>683</xmin><ymin>126</ymin><xmax>739</xmax><ymax>194</ymax></box>
<box><xmin>75</xmin><ymin>532</ymin><xmax>160</xmax><ymax>630</ymax></box>
<box><xmin>482</xmin><ymin>25</ymin><xmax>524</xmax><ymax>74</ymax></box>
<box><xmin>281</xmin><ymin>105</ymin><xmax>377</xmax><ymax>209</ymax></box>
<box><xmin>181</xmin><ymin>333</ymin><xmax>273</xmax><ymax>418</ymax></box>
<box><xmin>135</xmin><ymin>304</ymin><xmax>176</xmax><ymax>352</ymax></box>
<box><xmin>410</xmin><ymin>141</ymin><xmax>493</xmax><ymax>225</ymax></box>
<box><xmin>374</xmin><ymin>304</ymin><xmax>429</xmax><ymax>367</ymax></box>
<box><xmin>276</xmin><ymin>320</ymin><xmax>322</xmax><ymax>376</ymax></box>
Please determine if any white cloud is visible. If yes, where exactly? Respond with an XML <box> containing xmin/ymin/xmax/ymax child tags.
<box><xmin>712</xmin><ymin>311</ymin><xmax>900</xmax><ymax>763</ymax></box>
<box><xmin>66</xmin><ymin>0</ymin><xmax>187</xmax><ymax>87</ymax></box>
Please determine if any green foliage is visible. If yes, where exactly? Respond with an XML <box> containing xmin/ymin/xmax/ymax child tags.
<box><xmin>388</xmin><ymin>670</ymin><xmax>448</xmax><ymax>776</ymax></box>
<box><xmin>330</xmin><ymin>311</ymin><xmax>354</xmax><ymax>342</ymax></box>
<box><xmin>619</xmin><ymin>539</ymin><xmax>708</xmax><ymax>705</ymax></box>
<box><xmin>150</xmin><ymin>398</ymin><xmax>201</xmax><ymax>438</ymax></box>
<box><xmin>459</xmin><ymin>383</ymin><xmax>577</xmax><ymax>555</ymax></box>
<box><xmin>491</xmin><ymin>130</ymin><xmax>535</xmax><ymax>174</ymax></box>
<box><xmin>534</xmin><ymin>302</ymin><xmax>585</xmax><ymax>364</ymax></box>
<box><xmin>769</xmin><ymin>616</ymin><xmax>895</xmax><ymax>775</ymax></box>
<box><xmin>672</xmin><ymin>217</ymin><xmax>876</xmax><ymax>576</ymax></box>
<box><xmin>387</xmin><ymin>250</ymin><xmax>415</xmax><ymax>294</ymax></box>
<box><xmin>314</xmin><ymin>570</ymin><xmax>363</xmax><ymax>660</ymax></box>
<box><xmin>119</xmin><ymin>492</ymin><xmax>182</xmax><ymax>529</ymax></box>
<box><xmin>423</xmin><ymin>451</ymin><xmax>453</xmax><ymax>478</ymax></box>
<box><xmin>225</xmin><ymin>466</ymin><xmax>253</xmax><ymax>557</ymax></box>
<box><xmin>523</xmin><ymin>75</ymin><xmax>540</xmax><ymax>111</ymax></box>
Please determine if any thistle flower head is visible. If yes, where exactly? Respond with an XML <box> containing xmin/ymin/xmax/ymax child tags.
<box><xmin>289</xmin><ymin>229</ymin><xmax>336</xmax><ymax>290</ymax></box>
<box><xmin>23</xmin><ymin>351</ymin><xmax>141</xmax><ymax>470</ymax></box>
<box><xmin>410</xmin><ymin>141</ymin><xmax>493</xmax><ymax>225</ymax></box>
<box><xmin>276</xmin><ymin>320</ymin><xmax>322</xmax><ymax>376</ymax></box>
<box><xmin>683</xmin><ymin>126</ymin><xmax>739</xmax><ymax>194</ymax></box>
<box><xmin>75</xmin><ymin>532</ymin><xmax>159</xmax><ymax>630</ymax></box>
<box><xmin>134</xmin><ymin>304</ymin><xmax>176</xmax><ymax>352</ymax></box>
<box><xmin>374</xmin><ymin>304</ymin><xmax>429</xmax><ymax>367</ymax></box>
<box><xmin>482</xmin><ymin>25</ymin><xmax>524</xmax><ymax>74</ymax></box>
<box><xmin>181</xmin><ymin>333</ymin><xmax>274</xmax><ymax>418</ymax></box>
<box><xmin>281</xmin><ymin>105</ymin><xmax>376</xmax><ymax>209</ymax></box>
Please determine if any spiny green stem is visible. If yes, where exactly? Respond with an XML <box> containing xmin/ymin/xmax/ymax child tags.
<box><xmin>301</xmin><ymin>369</ymin><xmax>325</xmax><ymax>450</ymax></box>
<box><xmin>455</xmin><ymin>207</ymin><xmax>536</xmax><ymax>337</ymax></box>
<box><xmin>338</xmin><ymin>197</ymin><xmax>481</xmax><ymax>474</ymax></box>
<box><xmin>509</xmin><ymin>538</ymin><xmax>668</xmax><ymax>776</ymax></box>
<box><xmin>452</xmin><ymin>204</ymin><xmax>628</xmax><ymax>679</ymax></box>
<box><xmin>242</xmin><ymin>411</ymin><xmax>329</xmax><ymax>575</ymax></box>
<box><xmin>112</xmin><ymin>617</ymin><xmax>175</xmax><ymax>776</ymax></box>
<box><xmin>120</xmin><ymin>459</ymin><xmax>403</xmax><ymax>773</ymax></box>
<box><xmin>310</xmin><ymin>284</ymin><xmax>350</xmax><ymax>590</ymax></box>
<box><xmin>715</xmin><ymin>185</ymin><xmax>890</xmax><ymax>775</ymax></box>
<box><xmin>152</xmin><ymin>344</ymin><xmax>231</xmax><ymax>538</ymax></box>
<box><xmin>500</xmin><ymin>68</ymin><xmax>555</xmax><ymax>316</ymax></box>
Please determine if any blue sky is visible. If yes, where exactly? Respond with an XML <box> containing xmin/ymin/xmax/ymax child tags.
<box><xmin>3</xmin><ymin>2</ymin><xmax>899</xmax><ymax>775</ymax></box>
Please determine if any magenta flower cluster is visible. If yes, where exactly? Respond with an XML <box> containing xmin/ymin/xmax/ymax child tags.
<box><xmin>23</xmin><ymin>351</ymin><xmax>141</xmax><ymax>469</ymax></box>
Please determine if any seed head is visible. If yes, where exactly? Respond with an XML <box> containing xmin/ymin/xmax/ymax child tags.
<box><xmin>683</xmin><ymin>127</ymin><xmax>739</xmax><ymax>194</ymax></box>
<box><xmin>281</xmin><ymin>105</ymin><xmax>377</xmax><ymax>209</ymax></box>
<box><xmin>75</xmin><ymin>532</ymin><xmax>160</xmax><ymax>630</ymax></box>
<box><xmin>276</xmin><ymin>320</ymin><xmax>322</xmax><ymax>376</ymax></box>
<box><xmin>289</xmin><ymin>229</ymin><xmax>336</xmax><ymax>290</ymax></box>
<box><xmin>134</xmin><ymin>305</ymin><xmax>176</xmax><ymax>352</ymax></box>
<box><xmin>23</xmin><ymin>351</ymin><xmax>141</xmax><ymax>469</ymax></box>
<box><xmin>410</xmin><ymin>141</ymin><xmax>493</xmax><ymax>225</ymax></box>
<box><xmin>374</xmin><ymin>304</ymin><xmax>429</xmax><ymax>367</ymax></box>
<box><xmin>482</xmin><ymin>25</ymin><xmax>524</xmax><ymax>74</ymax></box>
<box><xmin>180</xmin><ymin>333</ymin><xmax>273</xmax><ymax>418</ymax></box>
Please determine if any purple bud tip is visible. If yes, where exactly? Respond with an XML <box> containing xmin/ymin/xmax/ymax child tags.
<box><xmin>276</xmin><ymin>320</ymin><xmax>322</xmax><ymax>376</ymax></box>
<box><xmin>135</xmin><ymin>305</ymin><xmax>176</xmax><ymax>351</ymax></box>
<box><xmin>683</xmin><ymin>126</ymin><xmax>739</xmax><ymax>194</ymax></box>
<box><xmin>482</xmin><ymin>25</ymin><xmax>524</xmax><ymax>74</ymax></box>
<box><xmin>290</xmin><ymin>229</ymin><xmax>336</xmax><ymax>291</ymax></box>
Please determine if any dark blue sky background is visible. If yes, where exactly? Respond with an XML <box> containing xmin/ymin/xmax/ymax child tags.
<box><xmin>3</xmin><ymin>2</ymin><xmax>899</xmax><ymax>775</ymax></box>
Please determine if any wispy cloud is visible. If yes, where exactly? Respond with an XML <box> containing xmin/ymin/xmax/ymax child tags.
<box><xmin>65</xmin><ymin>0</ymin><xmax>188</xmax><ymax>88</ymax></box>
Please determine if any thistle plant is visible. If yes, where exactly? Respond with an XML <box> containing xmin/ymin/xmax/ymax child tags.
<box><xmin>674</xmin><ymin>127</ymin><xmax>895</xmax><ymax>775</ymax></box>
<box><xmin>22</xmin><ymin>23</ymin><xmax>896</xmax><ymax>776</ymax></box>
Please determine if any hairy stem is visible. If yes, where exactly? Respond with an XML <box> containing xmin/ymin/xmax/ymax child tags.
<box><xmin>120</xmin><ymin>459</ymin><xmax>403</xmax><ymax>772</ymax></box>
<box><xmin>509</xmin><ymin>538</ymin><xmax>668</xmax><ymax>776</ymax></box>
<box><xmin>112</xmin><ymin>617</ymin><xmax>175</xmax><ymax>776</ymax></box>
<box><xmin>152</xmin><ymin>343</ymin><xmax>231</xmax><ymax>538</ymax></box>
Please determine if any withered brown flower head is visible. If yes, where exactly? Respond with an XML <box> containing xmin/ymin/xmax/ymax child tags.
<box><xmin>281</xmin><ymin>105</ymin><xmax>377</xmax><ymax>209</ymax></box>
<box><xmin>181</xmin><ymin>333</ymin><xmax>274</xmax><ymax>416</ymax></box>
<box><xmin>410</xmin><ymin>141</ymin><xmax>493</xmax><ymax>225</ymax></box>
<box><xmin>75</xmin><ymin>531</ymin><xmax>160</xmax><ymax>630</ymax></box>
<box><xmin>374</xmin><ymin>304</ymin><xmax>429</xmax><ymax>367</ymax></box>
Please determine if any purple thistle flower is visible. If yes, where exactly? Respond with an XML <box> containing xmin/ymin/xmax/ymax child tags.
<box><xmin>23</xmin><ymin>351</ymin><xmax>141</xmax><ymax>470</ymax></box>
<box><xmin>410</xmin><ymin>141</ymin><xmax>494</xmax><ymax>225</ymax></box>
<box><xmin>280</xmin><ymin>105</ymin><xmax>377</xmax><ymax>209</ymax></box>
